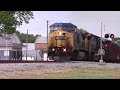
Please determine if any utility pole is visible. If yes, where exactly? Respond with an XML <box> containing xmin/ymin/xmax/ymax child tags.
<box><xmin>26</xmin><ymin>29</ymin><xmax>28</xmax><ymax>61</ymax></box>
<box><xmin>5</xmin><ymin>33</ymin><xmax>7</xmax><ymax>60</ymax></box>
<box><xmin>47</xmin><ymin>21</ymin><xmax>48</xmax><ymax>61</ymax></box>
<box><xmin>99</xmin><ymin>22</ymin><xmax>103</xmax><ymax>63</ymax></box>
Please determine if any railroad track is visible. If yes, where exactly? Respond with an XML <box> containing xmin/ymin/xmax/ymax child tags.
<box><xmin>0</xmin><ymin>60</ymin><xmax>56</xmax><ymax>63</ymax></box>
<box><xmin>0</xmin><ymin>60</ymin><xmax>73</xmax><ymax>63</ymax></box>
<box><xmin>0</xmin><ymin>59</ymin><xmax>108</xmax><ymax>63</ymax></box>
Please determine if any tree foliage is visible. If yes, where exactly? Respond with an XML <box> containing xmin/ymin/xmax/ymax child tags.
<box><xmin>16</xmin><ymin>30</ymin><xmax>41</xmax><ymax>43</ymax></box>
<box><xmin>0</xmin><ymin>11</ymin><xmax>34</xmax><ymax>34</ymax></box>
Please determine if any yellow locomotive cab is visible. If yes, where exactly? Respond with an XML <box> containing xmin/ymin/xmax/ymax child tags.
<box><xmin>48</xmin><ymin>30</ymin><xmax>73</xmax><ymax>48</ymax></box>
<box><xmin>48</xmin><ymin>23</ymin><xmax>77</xmax><ymax>59</ymax></box>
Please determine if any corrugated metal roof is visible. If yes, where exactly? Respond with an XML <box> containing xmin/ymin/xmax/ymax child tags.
<box><xmin>35</xmin><ymin>36</ymin><xmax>47</xmax><ymax>43</ymax></box>
<box><xmin>50</xmin><ymin>23</ymin><xmax>77</xmax><ymax>28</ymax></box>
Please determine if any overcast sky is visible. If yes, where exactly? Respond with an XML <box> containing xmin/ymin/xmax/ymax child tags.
<box><xmin>17</xmin><ymin>11</ymin><xmax>120</xmax><ymax>37</ymax></box>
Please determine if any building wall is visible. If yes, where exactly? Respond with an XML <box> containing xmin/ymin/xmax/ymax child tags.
<box><xmin>0</xmin><ymin>33</ymin><xmax>23</xmax><ymax>60</ymax></box>
<box><xmin>0</xmin><ymin>50</ymin><xmax>8</xmax><ymax>60</ymax></box>
<box><xmin>0</xmin><ymin>46</ymin><xmax>22</xmax><ymax>60</ymax></box>
<box><xmin>22</xmin><ymin>43</ymin><xmax>35</xmax><ymax>50</ymax></box>
<box><xmin>35</xmin><ymin>43</ymin><xmax>47</xmax><ymax>50</ymax></box>
<box><xmin>0</xmin><ymin>47</ymin><xmax>12</xmax><ymax>50</ymax></box>
<box><xmin>0</xmin><ymin>47</ymin><xmax>12</xmax><ymax>60</ymax></box>
<box><xmin>22</xmin><ymin>43</ymin><xmax>43</xmax><ymax>61</ymax></box>
<box><xmin>0</xmin><ymin>50</ymin><xmax>22</xmax><ymax>60</ymax></box>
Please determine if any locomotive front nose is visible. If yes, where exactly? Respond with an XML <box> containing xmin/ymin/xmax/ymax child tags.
<box><xmin>55</xmin><ymin>36</ymin><xmax>66</xmax><ymax>47</ymax></box>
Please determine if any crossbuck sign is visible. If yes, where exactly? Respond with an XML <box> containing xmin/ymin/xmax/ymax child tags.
<box><xmin>98</xmin><ymin>49</ymin><xmax>105</xmax><ymax>55</ymax></box>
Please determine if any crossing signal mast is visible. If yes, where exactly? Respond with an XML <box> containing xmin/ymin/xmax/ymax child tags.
<box><xmin>99</xmin><ymin>23</ymin><xmax>115</xmax><ymax>63</ymax></box>
<box><xmin>99</xmin><ymin>22</ymin><xmax>103</xmax><ymax>63</ymax></box>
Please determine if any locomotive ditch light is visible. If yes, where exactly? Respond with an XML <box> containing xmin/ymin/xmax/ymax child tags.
<box><xmin>63</xmin><ymin>48</ymin><xmax>66</xmax><ymax>52</ymax></box>
<box><xmin>52</xmin><ymin>48</ymin><xmax>55</xmax><ymax>51</ymax></box>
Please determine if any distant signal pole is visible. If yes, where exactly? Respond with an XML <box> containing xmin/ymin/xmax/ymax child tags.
<box><xmin>47</xmin><ymin>21</ymin><xmax>48</xmax><ymax>61</ymax></box>
<box><xmin>26</xmin><ymin>29</ymin><xmax>28</xmax><ymax>61</ymax></box>
<box><xmin>5</xmin><ymin>33</ymin><xmax>8</xmax><ymax>60</ymax></box>
<box><xmin>99</xmin><ymin>22</ymin><xmax>103</xmax><ymax>63</ymax></box>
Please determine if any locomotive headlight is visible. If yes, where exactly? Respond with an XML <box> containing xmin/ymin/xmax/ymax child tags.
<box><xmin>52</xmin><ymin>48</ymin><xmax>55</xmax><ymax>51</ymax></box>
<box><xmin>59</xmin><ymin>31</ymin><xmax>62</xmax><ymax>35</ymax></box>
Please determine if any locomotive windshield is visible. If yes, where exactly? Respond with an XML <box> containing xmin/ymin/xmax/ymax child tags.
<box><xmin>55</xmin><ymin>36</ymin><xmax>66</xmax><ymax>40</ymax></box>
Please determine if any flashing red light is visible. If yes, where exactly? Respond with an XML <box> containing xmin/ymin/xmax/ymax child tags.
<box><xmin>110</xmin><ymin>34</ymin><xmax>115</xmax><ymax>39</ymax></box>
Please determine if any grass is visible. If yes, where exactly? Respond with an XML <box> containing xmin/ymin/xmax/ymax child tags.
<box><xmin>3</xmin><ymin>68</ymin><xmax>120</xmax><ymax>79</ymax></box>
<box><xmin>36</xmin><ymin>69</ymin><xmax>120</xmax><ymax>79</ymax></box>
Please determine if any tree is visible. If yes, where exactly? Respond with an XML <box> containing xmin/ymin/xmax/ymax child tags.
<box><xmin>15</xmin><ymin>30</ymin><xmax>41</xmax><ymax>43</ymax></box>
<box><xmin>0</xmin><ymin>11</ymin><xmax>34</xmax><ymax>34</ymax></box>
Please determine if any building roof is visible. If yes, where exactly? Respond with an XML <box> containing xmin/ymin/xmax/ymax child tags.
<box><xmin>0</xmin><ymin>33</ymin><xmax>24</xmax><ymax>47</ymax></box>
<box><xmin>50</xmin><ymin>23</ymin><xmax>77</xmax><ymax>28</ymax></box>
<box><xmin>35</xmin><ymin>36</ymin><xmax>47</xmax><ymax>43</ymax></box>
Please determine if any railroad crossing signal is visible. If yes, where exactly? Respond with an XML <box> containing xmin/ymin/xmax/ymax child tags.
<box><xmin>104</xmin><ymin>34</ymin><xmax>115</xmax><ymax>39</ymax></box>
<box><xmin>110</xmin><ymin>34</ymin><xmax>115</xmax><ymax>39</ymax></box>
<box><xmin>104</xmin><ymin>34</ymin><xmax>109</xmax><ymax>38</ymax></box>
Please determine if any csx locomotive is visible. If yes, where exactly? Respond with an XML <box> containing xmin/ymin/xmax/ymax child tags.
<box><xmin>48</xmin><ymin>22</ymin><xmax>120</xmax><ymax>63</ymax></box>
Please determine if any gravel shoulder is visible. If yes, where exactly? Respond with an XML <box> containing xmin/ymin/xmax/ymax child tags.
<box><xmin>0</xmin><ymin>61</ymin><xmax>120</xmax><ymax>79</ymax></box>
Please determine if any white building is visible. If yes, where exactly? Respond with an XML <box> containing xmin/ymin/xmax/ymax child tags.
<box><xmin>0</xmin><ymin>33</ymin><xmax>25</xmax><ymax>60</ymax></box>
<box><xmin>22</xmin><ymin>43</ymin><xmax>42</xmax><ymax>61</ymax></box>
